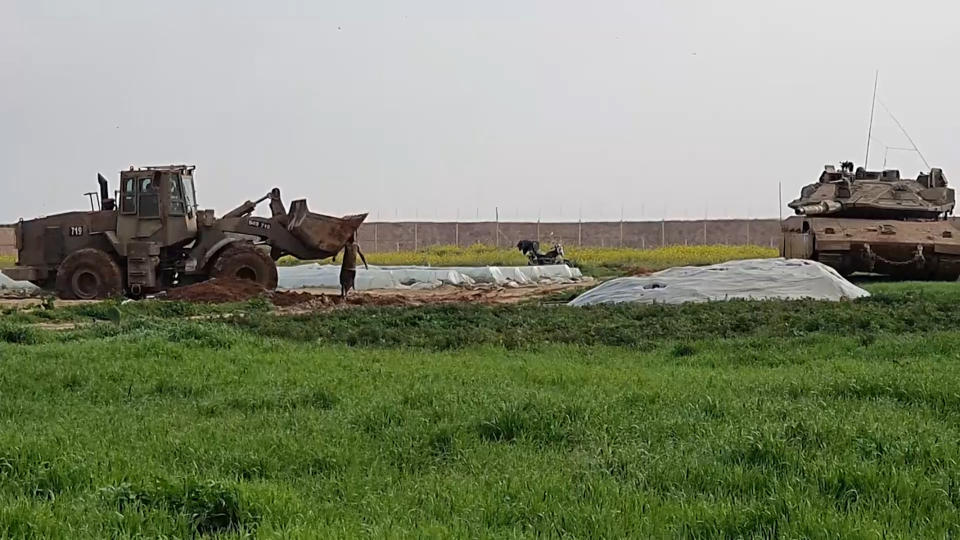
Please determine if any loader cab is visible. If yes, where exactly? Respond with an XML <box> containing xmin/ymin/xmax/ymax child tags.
<box><xmin>116</xmin><ymin>165</ymin><xmax>198</xmax><ymax>253</ymax></box>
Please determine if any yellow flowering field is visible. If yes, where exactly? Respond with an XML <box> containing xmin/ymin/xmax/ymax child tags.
<box><xmin>278</xmin><ymin>243</ymin><xmax>778</xmax><ymax>272</ymax></box>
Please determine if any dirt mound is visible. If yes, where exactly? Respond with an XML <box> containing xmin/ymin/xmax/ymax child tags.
<box><xmin>623</xmin><ymin>265</ymin><xmax>654</xmax><ymax>276</ymax></box>
<box><xmin>164</xmin><ymin>278</ymin><xmax>267</xmax><ymax>303</ymax></box>
<box><xmin>164</xmin><ymin>279</ymin><xmax>326</xmax><ymax>306</ymax></box>
<box><xmin>275</xmin><ymin>292</ymin><xmax>409</xmax><ymax>313</ymax></box>
<box><xmin>269</xmin><ymin>290</ymin><xmax>320</xmax><ymax>307</ymax></box>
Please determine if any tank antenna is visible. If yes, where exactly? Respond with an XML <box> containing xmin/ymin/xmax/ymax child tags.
<box><xmin>879</xmin><ymin>99</ymin><xmax>931</xmax><ymax>170</ymax></box>
<box><xmin>863</xmin><ymin>70</ymin><xmax>879</xmax><ymax>168</ymax></box>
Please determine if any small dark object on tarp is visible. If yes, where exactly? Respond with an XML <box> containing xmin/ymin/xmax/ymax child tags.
<box><xmin>517</xmin><ymin>239</ymin><xmax>568</xmax><ymax>266</ymax></box>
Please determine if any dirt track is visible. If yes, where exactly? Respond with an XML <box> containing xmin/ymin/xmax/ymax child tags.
<box><xmin>277</xmin><ymin>282</ymin><xmax>588</xmax><ymax>312</ymax></box>
<box><xmin>0</xmin><ymin>280</ymin><xmax>591</xmax><ymax>311</ymax></box>
<box><xmin>167</xmin><ymin>277</ymin><xmax>590</xmax><ymax>309</ymax></box>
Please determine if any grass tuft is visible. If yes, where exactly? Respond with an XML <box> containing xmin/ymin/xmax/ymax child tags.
<box><xmin>0</xmin><ymin>322</ymin><xmax>41</xmax><ymax>345</ymax></box>
<box><xmin>101</xmin><ymin>479</ymin><xmax>259</xmax><ymax>535</ymax></box>
<box><xmin>476</xmin><ymin>400</ymin><xmax>582</xmax><ymax>446</ymax></box>
<box><xmin>670</xmin><ymin>342</ymin><xmax>697</xmax><ymax>357</ymax></box>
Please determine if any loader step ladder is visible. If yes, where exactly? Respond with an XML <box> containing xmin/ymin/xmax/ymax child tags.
<box><xmin>126</xmin><ymin>241</ymin><xmax>160</xmax><ymax>292</ymax></box>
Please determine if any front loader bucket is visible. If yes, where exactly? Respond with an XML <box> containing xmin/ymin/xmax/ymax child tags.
<box><xmin>287</xmin><ymin>199</ymin><xmax>368</xmax><ymax>255</ymax></box>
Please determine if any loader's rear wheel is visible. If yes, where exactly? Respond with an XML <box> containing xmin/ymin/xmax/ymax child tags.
<box><xmin>211</xmin><ymin>243</ymin><xmax>278</xmax><ymax>290</ymax></box>
<box><xmin>55</xmin><ymin>248</ymin><xmax>123</xmax><ymax>300</ymax></box>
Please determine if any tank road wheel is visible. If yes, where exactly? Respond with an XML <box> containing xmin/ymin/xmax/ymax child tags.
<box><xmin>55</xmin><ymin>248</ymin><xmax>123</xmax><ymax>300</ymax></box>
<box><xmin>211</xmin><ymin>243</ymin><xmax>279</xmax><ymax>290</ymax></box>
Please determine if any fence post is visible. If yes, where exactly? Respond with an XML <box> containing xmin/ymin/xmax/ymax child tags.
<box><xmin>414</xmin><ymin>223</ymin><xmax>419</xmax><ymax>251</ymax></box>
<box><xmin>495</xmin><ymin>207</ymin><xmax>499</xmax><ymax>247</ymax></box>
<box><xmin>455</xmin><ymin>222</ymin><xmax>459</xmax><ymax>248</ymax></box>
<box><xmin>577</xmin><ymin>206</ymin><xmax>582</xmax><ymax>247</ymax></box>
<box><xmin>374</xmin><ymin>223</ymin><xmax>379</xmax><ymax>252</ymax></box>
<box><xmin>661</xmin><ymin>219</ymin><xmax>666</xmax><ymax>247</ymax></box>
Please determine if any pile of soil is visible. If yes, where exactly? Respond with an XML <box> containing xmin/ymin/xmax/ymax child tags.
<box><xmin>623</xmin><ymin>265</ymin><xmax>654</xmax><ymax>276</ymax></box>
<box><xmin>269</xmin><ymin>290</ymin><xmax>320</xmax><ymax>307</ymax></box>
<box><xmin>165</xmin><ymin>278</ymin><xmax>267</xmax><ymax>303</ymax></box>
<box><xmin>275</xmin><ymin>293</ymin><xmax>406</xmax><ymax>313</ymax></box>
<box><xmin>163</xmin><ymin>278</ymin><xmax>321</xmax><ymax>306</ymax></box>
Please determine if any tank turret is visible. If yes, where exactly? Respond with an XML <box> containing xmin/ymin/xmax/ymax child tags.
<box><xmin>788</xmin><ymin>163</ymin><xmax>954</xmax><ymax>220</ymax></box>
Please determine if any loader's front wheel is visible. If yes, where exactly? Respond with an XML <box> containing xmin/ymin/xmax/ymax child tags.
<box><xmin>211</xmin><ymin>243</ymin><xmax>278</xmax><ymax>290</ymax></box>
<box><xmin>55</xmin><ymin>248</ymin><xmax>123</xmax><ymax>300</ymax></box>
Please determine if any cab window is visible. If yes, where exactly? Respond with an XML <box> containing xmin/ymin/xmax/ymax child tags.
<box><xmin>182</xmin><ymin>174</ymin><xmax>196</xmax><ymax>211</ymax></box>
<box><xmin>121</xmin><ymin>177</ymin><xmax>137</xmax><ymax>214</ymax></box>
<box><xmin>138</xmin><ymin>177</ymin><xmax>160</xmax><ymax>218</ymax></box>
<box><xmin>169</xmin><ymin>174</ymin><xmax>186</xmax><ymax>215</ymax></box>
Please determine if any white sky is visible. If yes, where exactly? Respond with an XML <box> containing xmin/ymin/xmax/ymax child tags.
<box><xmin>2</xmin><ymin>0</ymin><xmax>958</xmax><ymax>221</ymax></box>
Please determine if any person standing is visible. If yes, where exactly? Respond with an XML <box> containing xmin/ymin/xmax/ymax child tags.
<box><xmin>339</xmin><ymin>233</ymin><xmax>368</xmax><ymax>298</ymax></box>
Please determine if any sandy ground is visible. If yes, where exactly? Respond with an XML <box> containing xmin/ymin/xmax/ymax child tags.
<box><xmin>296</xmin><ymin>282</ymin><xmax>588</xmax><ymax>302</ymax></box>
<box><xmin>0</xmin><ymin>296</ymin><xmax>87</xmax><ymax>309</ymax></box>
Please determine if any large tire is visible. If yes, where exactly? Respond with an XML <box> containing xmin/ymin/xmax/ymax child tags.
<box><xmin>55</xmin><ymin>248</ymin><xmax>123</xmax><ymax>300</ymax></box>
<box><xmin>210</xmin><ymin>243</ymin><xmax>278</xmax><ymax>290</ymax></box>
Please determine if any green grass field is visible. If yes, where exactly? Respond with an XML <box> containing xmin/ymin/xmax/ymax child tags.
<box><xmin>1</xmin><ymin>282</ymin><xmax>960</xmax><ymax>537</ymax></box>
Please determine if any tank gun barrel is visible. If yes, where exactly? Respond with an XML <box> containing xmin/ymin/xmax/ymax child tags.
<box><xmin>796</xmin><ymin>200</ymin><xmax>843</xmax><ymax>215</ymax></box>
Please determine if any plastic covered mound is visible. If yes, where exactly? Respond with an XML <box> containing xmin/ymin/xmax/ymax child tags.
<box><xmin>0</xmin><ymin>271</ymin><xmax>38</xmax><ymax>293</ymax></box>
<box><xmin>276</xmin><ymin>264</ymin><xmax>583</xmax><ymax>290</ymax></box>
<box><xmin>569</xmin><ymin>258</ymin><xmax>870</xmax><ymax>306</ymax></box>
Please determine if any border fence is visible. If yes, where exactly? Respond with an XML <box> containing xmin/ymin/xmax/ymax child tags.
<box><xmin>354</xmin><ymin>219</ymin><xmax>781</xmax><ymax>252</ymax></box>
<box><xmin>0</xmin><ymin>219</ymin><xmax>782</xmax><ymax>257</ymax></box>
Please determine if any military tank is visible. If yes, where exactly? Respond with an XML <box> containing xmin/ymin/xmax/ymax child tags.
<box><xmin>781</xmin><ymin>161</ymin><xmax>960</xmax><ymax>279</ymax></box>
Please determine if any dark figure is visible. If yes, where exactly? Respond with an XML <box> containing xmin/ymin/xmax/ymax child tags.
<box><xmin>516</xmin><ymin>239</ymin><xmax>540</xmax><ymax>256</ymax></box>
<box><xmin>339</xmin><ymin>234</ymin><xmax>368</xmax><ymax>298</ymax></box>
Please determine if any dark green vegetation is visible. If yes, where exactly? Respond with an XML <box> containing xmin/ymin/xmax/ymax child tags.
<box><xmin>1</xmin><ymin>282</ymin><xmax>960</xmax><ymax>537</ymax></box>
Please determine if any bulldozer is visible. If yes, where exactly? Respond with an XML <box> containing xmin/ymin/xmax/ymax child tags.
<box><xmin>2</xmin><ymin>165</ymin><xmax>367</xmax><ymax>299</ymax></box>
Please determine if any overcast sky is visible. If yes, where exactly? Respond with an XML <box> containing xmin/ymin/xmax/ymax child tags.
<box><xmin>2</xmin><ymin>0</ymin><xmax>958</xmax><ymax>222</ymax></box>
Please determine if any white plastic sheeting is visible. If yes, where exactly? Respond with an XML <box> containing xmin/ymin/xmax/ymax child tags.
<box><xmin>415</xmin><ymin>265</ymin><xmax>582</xmax><ymax>286</ymax></box>
<box><xmin>569</xmin><ymin>258</ymin><xmax>869</xmax><ymax>306</ymax></box>
<box><xmin>0</xmin><ymin>264</ymin><xmax>584</xmax><ymax>294</ymax></box>
<box><xmin>0</xmin><ymin>272</ymin><xmax>37</xmax><ymax>293</ymax></box>
<box><xmin>277</xmin><ymin>264</ymin><xmax>470</xmax><ymax>290</ymax></box>
<box><xmin>277</xmin><ymin>264</ymin><xmax>583</xmax><ymax>290</ymax></box>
